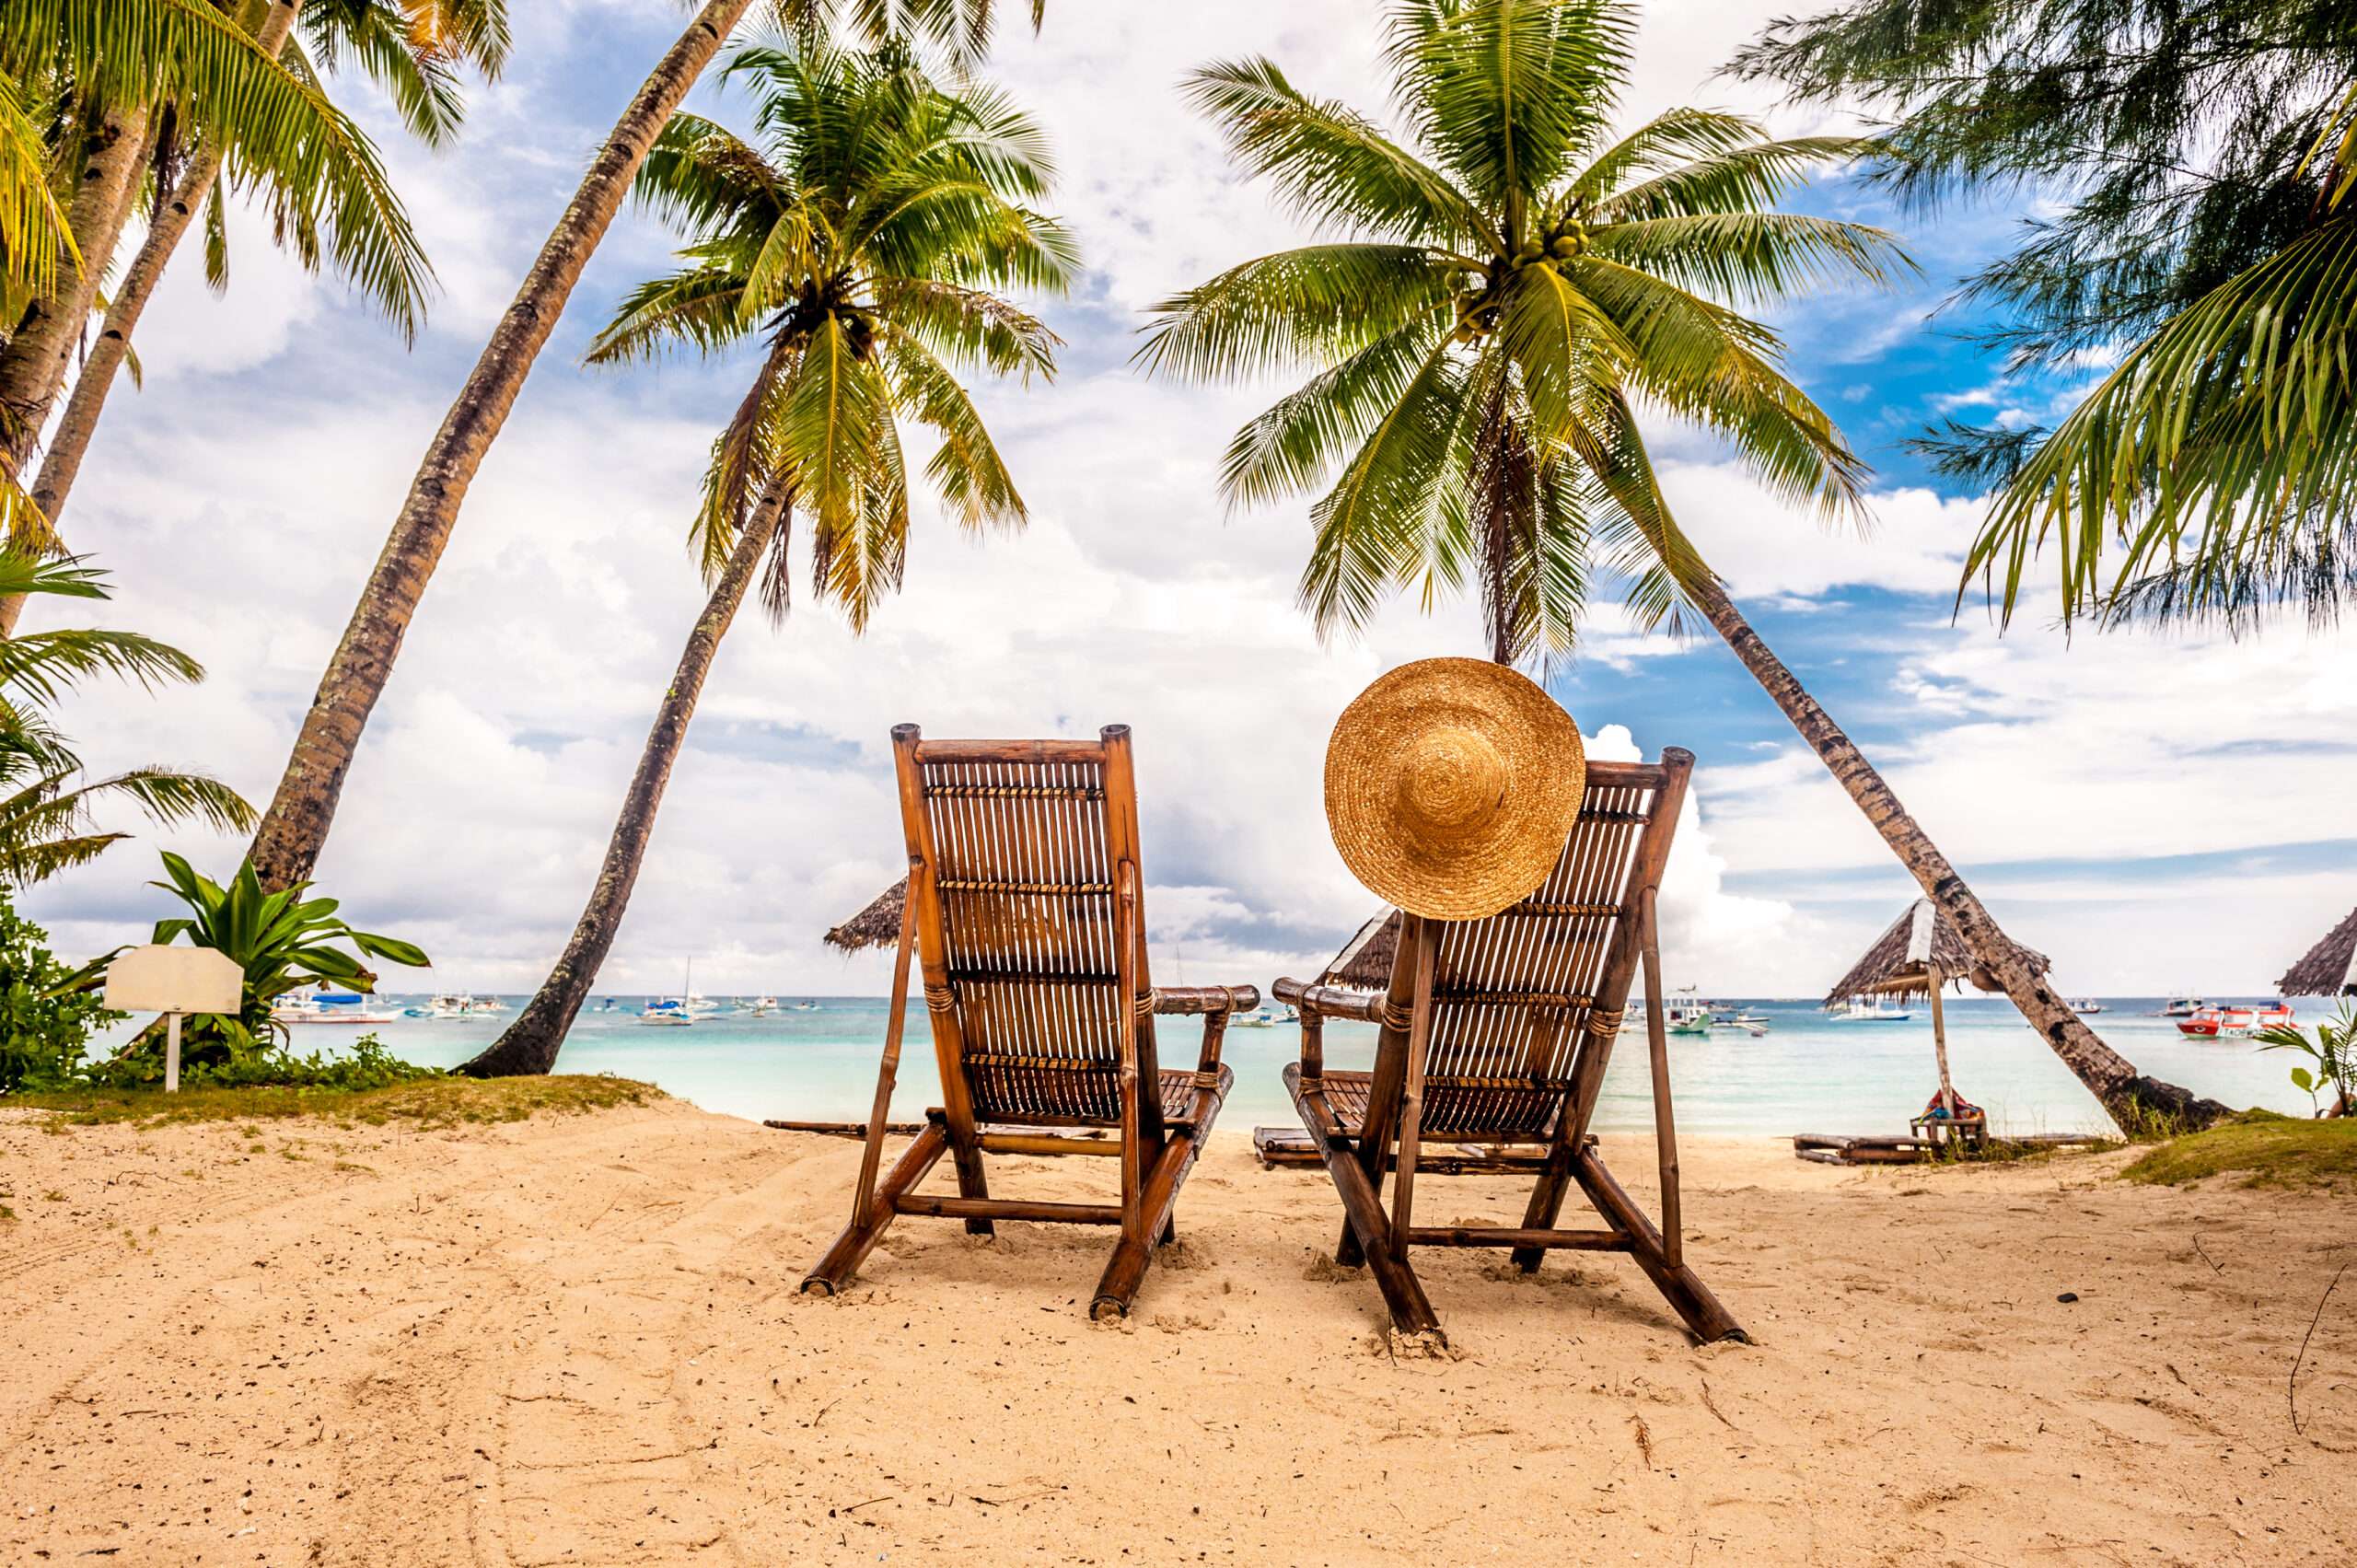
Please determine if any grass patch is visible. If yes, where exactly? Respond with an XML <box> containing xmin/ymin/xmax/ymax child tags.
<box><xmin>2120</xmin><ymin>1111</ymin><xmax>2357</xmax><ymax>1191</ymax></box>
<box><xmin>8</xmin><ymin>1074</ymin><xmax>663</xmax><ymax>1132</ymax></box>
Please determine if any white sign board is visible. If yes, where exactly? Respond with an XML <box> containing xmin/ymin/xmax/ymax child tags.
<box><xmin>104</xmin><ymin>947</ymin><xmax>243</xmax><ymax>1093</ymax></box>
<box><xmin>104</xmin><ymin>945</ymin><xmax>243</xmax><ymax>1015</ymax></box>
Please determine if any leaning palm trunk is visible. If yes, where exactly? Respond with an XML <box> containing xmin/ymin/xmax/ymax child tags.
<box><xmin>8</xmin><ymin>2</ymin><xmax>304</xmax><ymax>598</ymax></box>
<box><xmin>247</xmin><ymin>0</ymin><xmax>757</xmax><ymax>892</ymax></box>
<box><xmin>0</xmin><ymin>103</ymin><xmax>152</xmax><ymax>552</ymax></box>
<box><xmin>1684</xmin><ymin>571</ymin><xmax>2229</xmax><ymax>1132</ymax></box>
<box><xmin>459</xmin><ymin>484</ymin><xmax>784</xmax><ymax>1077</ymax></box>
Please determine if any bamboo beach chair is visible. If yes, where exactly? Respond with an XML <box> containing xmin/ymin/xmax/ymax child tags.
<box><xmin>802</xmin><ymin>725</ymin><xmax>1258</xmax><ymax>1319</ymax></box>
<box><xmin>1274</xmin><ymin>748</ymin><xmax>1747</xmax><ymax>1345</ymax></box>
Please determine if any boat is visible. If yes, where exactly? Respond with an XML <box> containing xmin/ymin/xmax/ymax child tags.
<box><xmin>2177</xmin><ymin>1002</ymin><xmax>2293</xmax><ymax>1039</ymax></box>
<box><xmin>790</xmin><ymin>999</ymin><xmax>818</xmax><ymax>1012</ymax></box>
<box><xmin>747</xmin><ymin>995</ymin><xmax>778</xmax><ymax>1016</ymax></box>
<box><xmin>1233</xmin><ymin>1008</ymin><xmax>1278</xmax><ymax>1028</ymax></box>
<box><xmin>1666</xmin><ymin>1003</ymin><xmax>1715</xmax><ymax>1035</ymax></box>
<box><xmin>639</xmin><ymin>998</ymin><xmax>696</xmax><ymax>1027</ymax></box>
<box><xmin>2159</xmin><ymin>995</ymin><xmax>2206</xmax><ymax>1017</ymax></box>
<box><xmin>1279</xmin><ymin>1005</ymin><xmax>1300</xmax><ymax>1024</ymax></box>
<box><xmin>273</xmin><ymin>989</ymin><xmax>397</xmax><ymax>1026</ymax></box>
<box><xmin>2068</xmin><ymin>997</ymin><xmax>2105</xmax><ymax>1015</ymax></box>
<box><xmin>1829</xmin><ymin>995</ymin><xmax>1912</xmax><ymax>1023</ymax></box>
<box><xmin>424</xmin><ymin>991</ymin><xmax>487</xmax><ymax>1019</ymax></box>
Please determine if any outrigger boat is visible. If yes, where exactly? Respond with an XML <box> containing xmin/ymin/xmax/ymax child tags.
<box><xmin>273</xmin><ymin>989</ymin><xmax>397</xmax><ymax>1026</ymax></box>
<box><xmin>2159</xmin><ymin>995</ymin><xmax>2206</xmax><ymax>1017</ymax></box>
<box><xmin>1829</xmin><ymin>994</ymin><xmax>1912</xmax><ymax>1023</ymax></box>
<box><xmin>2177</xmin><ymin>1002</ymin><xmax>2293</xmax><ymax>1039</ymax></box>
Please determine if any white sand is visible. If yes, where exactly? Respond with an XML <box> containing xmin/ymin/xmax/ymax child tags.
<box><xmin>3</xmin><ymin>1097</ymin><xmax>2351</xmax><ymax>1564</ymax></box>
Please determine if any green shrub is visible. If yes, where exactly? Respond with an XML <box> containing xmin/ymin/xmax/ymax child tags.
<box><xmin>184</xmin><ymin>1032</ymin><xmax>440</xmax><ymax>1092</ymax></box>
<box><xmin>0</xmin><ymin>893</ymin><xmax>121</xmax><ymax>1090</ymax></box>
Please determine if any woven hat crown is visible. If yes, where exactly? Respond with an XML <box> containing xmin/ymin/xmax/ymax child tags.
<box><xmin>1322</xmin><ymin>659</ymin><xmax>1585</xmax><ymax>921</ymax></box>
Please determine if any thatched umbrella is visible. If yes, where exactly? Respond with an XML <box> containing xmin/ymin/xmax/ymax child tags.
<box><xmin>2277</xmin><ymin>904</ymin><xmax>2357</xmax><ymax>997</ymax></box>
<box><xmin>1318</xmin><ymin>908</ymin><xmax>1400</xmax><ymax>990</ymax></box>
<box><xmin>1826</xmin><ymin>900</ymin><xmax>2051</xmax><ymax>1116</ymax></box>
<box><xmin>826</xmin><ymin>877</ymin><xmax>907</xmax><ymax>953</ymax></box>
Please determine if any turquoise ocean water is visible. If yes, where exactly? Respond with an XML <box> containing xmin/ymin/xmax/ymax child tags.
<box><xmin>234</xmin><ymin>994</ymin><xmax>2333</xmax><ymax>1136</ymax></box>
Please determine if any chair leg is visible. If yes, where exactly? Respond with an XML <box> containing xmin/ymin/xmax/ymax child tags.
<box><xmin>944</xmin><ymin>1123</ymin><xmax>994</xmax><ymax>1237</ymax></box>
<box><xmin>1573</xmin><ymin>1149</ymin><xmax>1747</xmax><ymax>1344</ymax></box>
<box><xmin>1511</xmin><ymin>1144</ymin><xmax>1578</xmax><ymax>1272</ymax></box>
<box><xmin>1090</xmin><ymin>1131</ymin><xmax>1196</xmax><ymax>1320</ymax></box>
<box><xmin>802</xmin><ymin>1121</ymin><xmax>950</xmax><ymax>1295</ymax></box>
<box><xmin>1285</xmin><ymin>1069</ymin><xmax>1441</xmax><ymax>1340</ymax></box>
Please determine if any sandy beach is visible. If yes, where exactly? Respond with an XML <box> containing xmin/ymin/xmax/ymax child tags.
<box><xmin>4</xmin><ymin>1096</ymin><xmax>2350</xmax><ymax>1565</ymax></box>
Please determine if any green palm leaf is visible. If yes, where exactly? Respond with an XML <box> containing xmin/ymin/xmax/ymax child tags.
<box><xmin>1965</xmin><ymin>208</ymin><xmax>2357</xmax><ymax>629</ymax></box>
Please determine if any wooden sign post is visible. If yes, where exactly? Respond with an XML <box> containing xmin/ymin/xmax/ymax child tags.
<box><xmin>103</xmin><ymin>946</ymin><xmax>243</xmax><ymax>1093</ymax></box>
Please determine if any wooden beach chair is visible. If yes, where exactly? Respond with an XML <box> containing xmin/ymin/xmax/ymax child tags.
<box><xmin>802</xmin><ymin>725</ymin><xmax>1258</xmax><ymax>1319</ymax></box>
<box><xmin>1273</xmin><ymin>748</ymin><xmax>1747</xmax><ymax>1345</ymax></box>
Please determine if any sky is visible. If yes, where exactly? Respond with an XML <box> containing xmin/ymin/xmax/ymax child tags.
<box><xmin>20</xmin><ymin>0</ymin><xmax>2355</xmax><ymax>1002</ymax></box>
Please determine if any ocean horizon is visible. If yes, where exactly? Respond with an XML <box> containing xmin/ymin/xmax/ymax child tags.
<box><xmin>145</xmin><ymin>993</ymin><xmax>2340</xmax><ymax>1137</ymax></box>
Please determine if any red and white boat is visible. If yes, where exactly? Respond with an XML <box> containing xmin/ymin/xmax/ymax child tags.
<box><xmin>2176</xmin><ymin>1002</ymin><xmax>2294</xmax><ymax>1039</ymax></box>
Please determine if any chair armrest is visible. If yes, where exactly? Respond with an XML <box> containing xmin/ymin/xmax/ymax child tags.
<box><xmin>1272</xmin><ymin>977</ymin><xmax>1385</xmax><ymax>1024</ymax></box>
<box><xmin>1153</xmin><ymin>983</ymin><xmax>1259</xmax><ymax>1016</ymax></box>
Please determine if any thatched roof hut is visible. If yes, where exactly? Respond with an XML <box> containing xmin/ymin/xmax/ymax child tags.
<box><xmin>2278</xmin><ymin>904</ymin><xmax>2357</xmax><ymax>996</ymax></box>
<box><xmin>1319</xmin><ymin>908</ymin><xmax>1401</xmax><ymax>989</ymax></box>
<box><xmin>826</xmin><ymin>877</ymin><xmax>907</xmax><ymax>953</ymax></box>
<box><xmin>1822</xmin><ymin>900</ymin><xmax>2049</xmax><ymax>1005</ymax></box>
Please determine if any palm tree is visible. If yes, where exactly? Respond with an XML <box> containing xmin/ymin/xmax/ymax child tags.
<box><xmin>244</xmin><ymin>0</ymin><xmax>1047</xmax><ymax>894</ymax></box>
<box><xmin>0</xmin><ymin>554</ymin><xmax>251</xmax><ymax>888</ymax></box>
<box><xmin>15</xmin><ymin>0</ymin><xmax>513</xmax><ymax>578</ymax></box>
<box><xmin>0</xmin><ymin>0</ymin><xmax>428</xmax><ymax>530</ymax></box>
<box><xmin>1142</xmin><ymin>0</ymin><xmax>2226</xmax><ymax>1130</ymax></box>
<box><xmin>459</xmin><ymin>42</ymin><xmax>1068</xmax><ymax>1076</ymax></box>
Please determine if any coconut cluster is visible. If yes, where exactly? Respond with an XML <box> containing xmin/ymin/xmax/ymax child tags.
<box><xmin>1449</xmin><ymin>218</ymin><xmax>1590</xmax><ymax>343</ymax></box>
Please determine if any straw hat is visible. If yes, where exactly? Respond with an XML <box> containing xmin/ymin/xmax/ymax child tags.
<box><xmin>1322</xmin><ymin>658</ymin><xmax>1585</xmax><ymax>921</ymax></box>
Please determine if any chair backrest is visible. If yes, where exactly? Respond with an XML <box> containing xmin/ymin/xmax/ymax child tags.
<box><xmin>1387</xmin><ymin>750</ymin><xmax>1689</xmax><ymax>1138</ymax></box>
<box><xmin>891</xmin><ymin>725</ymin><xmax>1159</xmax><ymax>1128</ymax></box>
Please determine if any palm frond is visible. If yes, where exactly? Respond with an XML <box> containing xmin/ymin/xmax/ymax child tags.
<box><xmin>1301</xmin><ymin>332</ymin><xmax>1472</xmax><ymax>640</ymax></box>
<box><xmin>1965</xmin><ymin>210</ymin><xmax>2357</xmax><ymax>629</ymax></box>
<box><xmin>1181</xmin><ymin>57</ymin><xmax>1493</xmax><ymax>249</ymax></box>
<box><xmin>1220</xmin><ymin>308</ymin><xmax>1457</xmax><ymax>511</ymax></box>
<box><xmin>1587</xmin><ymin>134</ymin><xmax>1867</xmax><ymax>222</ymax></box>
<box><xmin>1586</xmin><ymin>211</ymin><xmax>1913</xmax><ymax>306</ymax></box>
<box><xmin>1385</xmin><ymin>0</ymin><xmax>1634</xmax><ymax>217</ymax></box>
<box><xmin>7</xmin><ymin>0</ymin><xmax>437</xmax><ymax>335</ymax></box>
<box><xmin>879</xmin><ymin>331</ymin><xmax>1026</xmax><ymax>530</ymax></box>
<box><xmin>1136</xmin><ymin>244</ymin><xmax>1461</xmax><ymax>383</ymax></box>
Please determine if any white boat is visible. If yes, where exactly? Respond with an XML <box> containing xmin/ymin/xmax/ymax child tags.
<box><xmin>640</xmin><ymin>998</ymin><xmax>696</xmax><ymax>1027</ymax></box>
<box><xmin>2160</xmin><ymin>995</ymin><xmax>2206</xmax><ymax>1017</ymax></box>
<box><xmin>747</xmin><ymin>995</ymin><xmax>778</xmax><ymax>1016</ymax></box>
<box><xmin>1233</xmin><ymin>1008</ymin><xmax>1278</xmax><ymax>1028</ymax></box>
<box><xmin>791</xmin><ymin>999</ymin><xmax>818</xmax><ymax>1012</ymax></box>
<box><xmin>1829</xmin><ymin>994</ymin><xmax>1912</xmax><ymax>1023</ymax></box>
<box><xmin>273</xmin><ymin>989</ymin><xmax>396</xmax><ymax>1026</ymax></box>
<box><xmin>2069</xmin><ymin>997</ymin><xmax>2105</xmax><ymax>1015</ymax></box>
<box><xmin>425</xmin><ymin>992</ymin><xmax>483</xmax><ymax>1019</ymax></box>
